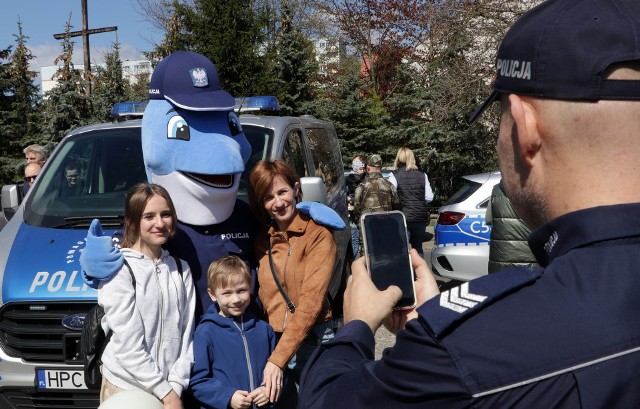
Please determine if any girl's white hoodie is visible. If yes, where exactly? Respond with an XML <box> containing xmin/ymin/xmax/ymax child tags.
<box><xmin>98</xmin><ymin>248</ymin><xmax>195</xmax><ymax>399</ymax></box>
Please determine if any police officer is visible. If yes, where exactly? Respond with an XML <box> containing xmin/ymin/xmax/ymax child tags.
<box><xmin>353</xmin><ymin>154</ymin><xmax>401</xmax><ymax>256</ymax></box>
<box><xmin>298</xmin><ymin>0</ymin><xmax>640</xmax><ymax>407</ymax></box>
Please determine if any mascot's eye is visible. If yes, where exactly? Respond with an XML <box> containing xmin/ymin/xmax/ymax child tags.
<box><xmin>167</xmin><ymin>116</ymin><xmax>191</xmax><ymax>141</ymax></box>
<box><xmin>228</xmin><ymin>112</ymin><xmax>243</xmax><ymax>136</ymax></box>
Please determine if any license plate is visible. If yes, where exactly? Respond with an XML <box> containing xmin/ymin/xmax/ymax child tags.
<box><xmin>35</xmin><ymin>368</ymin><xmax>87</xmax><ymax>390</ymax></box>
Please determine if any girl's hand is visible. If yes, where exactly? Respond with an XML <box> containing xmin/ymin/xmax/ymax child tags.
<box><xmin>160</xmin><ymin>390</ymin><xmax>183</xmax><ymax>409</ymax></box>
<box><xmin>229</xmin><ymin>390</ymin><xmax>252</xmax><ymax>409</ymax></box>
<box><xmin>249</xmin><ymin>386</ymin><xmax>270</xmax><ymax>407</ymax></box>
<box><xmin>262</xmin><ymin>361</ymin><xmax>283</xmax><ymax>402</ymax></box>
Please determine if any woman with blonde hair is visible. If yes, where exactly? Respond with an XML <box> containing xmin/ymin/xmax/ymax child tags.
<box><xmin>388</xmin><ymin>147</ymin><xmax>434</xmax><ymax>257</ymax></box>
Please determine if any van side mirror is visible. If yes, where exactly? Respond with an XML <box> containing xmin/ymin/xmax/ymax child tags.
<box><xmin>300</xmin><ymin>177</ymin><xmax>328</xmax><ymax>205</ymax></box>
<box><xmin>2</xmin><ymin>184</ymin><xmax>21</xmax><ymax>222</ymax></box>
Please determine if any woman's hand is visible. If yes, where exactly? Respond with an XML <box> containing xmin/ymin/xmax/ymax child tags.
<box><xmin>160</xmin><ymin>390</ymin><xmax>183</xmax><ymax>409</ymax></box>
<box><xmin>262</xmin><ymin>361</ymin><xmax>283</xmax><ymax>403</ymax></box>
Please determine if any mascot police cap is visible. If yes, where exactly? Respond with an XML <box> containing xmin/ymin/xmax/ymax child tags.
<box><xmin>148</xmin><ymin>50</ymin><xmax>235</xmax><ymax>111</ymax></box>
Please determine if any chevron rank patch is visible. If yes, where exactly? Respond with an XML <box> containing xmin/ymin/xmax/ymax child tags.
<box><xmin>440</xmin><ymin>282</ymin><xmax>487</xmax><ymax>313</ymax></box>
<box><xmin>420</xmin><ymin>266</ymin><xmax>543</xmax><ymax>337</ymax></box>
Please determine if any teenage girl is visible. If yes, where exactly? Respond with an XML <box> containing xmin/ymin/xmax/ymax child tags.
<box><xmin>98</xmin><ymin>183</ymin><xmax>196</xmax><ymax>409</ymax></box>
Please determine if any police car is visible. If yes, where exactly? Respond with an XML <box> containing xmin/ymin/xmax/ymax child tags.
<box><xmin>0</xmin><ymin>98</ymin><xmax>349</xmax><ymax>408</ymax></box>
<box><xmin>430</xmin><ymin>171</ymin><xmax>501</xmax><ymax>281</ymax></box>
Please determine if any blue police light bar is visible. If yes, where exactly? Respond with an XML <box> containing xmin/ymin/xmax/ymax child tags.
<box><xmin>234</xmin><ymin>96</ymin><xmax>280</xmax><ymax>115</ymax></box>
<box><xmin>110</xmin><ymin>101</ymin><xmax>148</xmax><ymax>121</ymax></box>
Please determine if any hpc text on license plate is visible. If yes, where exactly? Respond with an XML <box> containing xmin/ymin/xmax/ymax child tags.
<box><xmin>36</xmin><ymin>368</ymin><xmax>87</xmax><ymax>390</ymax></box>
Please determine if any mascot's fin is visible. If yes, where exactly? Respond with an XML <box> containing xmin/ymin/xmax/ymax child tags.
<box><xmin>297</xmin><ymin>202</ymin><xmax>346</xmax><ymax>230</ymax></box>
<box><xmin>80</xmin><ymin>219</ymin><xmax>124</xmax><ymax>288</ymax></box>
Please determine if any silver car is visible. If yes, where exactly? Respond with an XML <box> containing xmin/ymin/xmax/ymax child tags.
<box><xmin>430</xmin><ymin>171</ymin><xmax>501</xmax><ymax>281</ymax></box>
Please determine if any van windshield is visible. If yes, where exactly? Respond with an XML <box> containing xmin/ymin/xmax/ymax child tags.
<box><xmin>24</xmin><ymin>127</ymin><xmax>147</xmax><ymax>229</ymax></box>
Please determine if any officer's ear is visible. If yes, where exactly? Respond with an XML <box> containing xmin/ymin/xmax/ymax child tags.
<box><xmin>509</xmin><ymin>94</ymin><xmax>541</xmax><ymax>168</ymax></box>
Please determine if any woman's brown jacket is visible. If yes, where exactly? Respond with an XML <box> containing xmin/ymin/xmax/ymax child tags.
<box><xmin>255</xmin><ymin>212</ymin><xmax>336</xmax><ymax>369</ymax></box>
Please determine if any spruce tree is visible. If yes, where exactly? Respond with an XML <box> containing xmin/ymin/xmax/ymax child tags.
<box><xmin>91</xmin><ymin>42</ymin><xmax>127</xmax><ymax>123</ymax></box>
<box><xmin>126</xmin><ymin>71</ymin><xmax>150</xmax><ymax>102</ymax></box>
<box><xmin>42</xmin><ymin>18</ymin><xmax>92</xmax><ymax>144</ymax></box>
<box><xmin>185</xmin><ymin>0</ymin><xmax>271</xmax><ymax>96</ymax></box>
<box><xmin>0</xmin><ymin>21</ymin><xmax>44</xmax><ymax>184</ymax></box>
<box><xmin>0</xmin><ymin>47</ymin><xmax>16</xmax><ymax>184</ymax></box>
<box><xmin>274</xmin><ymin>4</ymin><xmax>318</xmax><ymax>116</ymax></box>
<box><xmin>305</xmin><ymin>58</ymin><xmax>388</xmax><ymax>163</ymax></box>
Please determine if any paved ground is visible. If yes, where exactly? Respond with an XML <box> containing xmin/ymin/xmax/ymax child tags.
<box><xmin>374</xmin><ymin>224</ymin><xmax>459</xmax><ymax>359</ymax></box>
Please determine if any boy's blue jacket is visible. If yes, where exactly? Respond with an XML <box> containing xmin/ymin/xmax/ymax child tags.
<box><xmin>188</xmin><ymin>305</ymin><xmax>276</xmax><ymax>409</ymax></box>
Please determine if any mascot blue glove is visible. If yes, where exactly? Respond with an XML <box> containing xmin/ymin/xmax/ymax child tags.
<box><xmin>80</xmin><ymin>219</ymin><xmax>124</xmax><ymax>288</ymax></box>
<box><xmin>297</xmin><ymin>202</ymin><xmax>346</xmax><ymax>230</ymax></box>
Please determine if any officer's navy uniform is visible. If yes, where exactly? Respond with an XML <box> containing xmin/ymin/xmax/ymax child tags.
<box><xmin>299</xmin><ymin>203</ymin><xmax>640</xmax><ymax>408</ymax></box>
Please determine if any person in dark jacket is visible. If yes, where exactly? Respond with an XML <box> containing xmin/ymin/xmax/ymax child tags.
<box><xmin>20</xmin><ymin>144</ymin><xmax>47</xmax><ymax>200</ymax></box>
<box><xmin>188</xmin><ymin>255</ymin><xmax>276</xmax><ymax>409</ymax></box>
<box><xmin>346</xmin><ymin>155</ymin><xmax>366</xmax><ymax>259</ymax></box>
<box><xmin>388</xmin><ymin>147</ymin><xmax>434</xmax><ymax>256</ymax></box>
<box><xmin>345</xmin><ymin>155</ymin><xmax>366</xmax><ymax>196</ymax></box>
<box><xmin>20</xmin><ymin>162</ymin><xmax>41</xmax><ymax>198</ymax></box>
<box><xmin>485</xmin><ymin>182</ymin><xmax>538</xmax><ymax>273</ymax></box>
<box><xmin>297</xmin><ymin>0</ymin><xmax>640</xmax><ymax>407</ymax></box>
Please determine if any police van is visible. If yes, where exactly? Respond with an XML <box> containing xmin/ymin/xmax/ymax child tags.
<box><xmin>0</xmin><ymin>98</ymin><xmax>349</xmax><ymax>408</ymax></box>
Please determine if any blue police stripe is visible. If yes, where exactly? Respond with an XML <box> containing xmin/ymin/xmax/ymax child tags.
<box><xmin>435</xmin><ymin>214</ymin><xmax>491</xmax><ymax>247</ymax></box>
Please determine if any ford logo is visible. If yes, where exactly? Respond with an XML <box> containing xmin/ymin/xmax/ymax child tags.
<box><xmin>62</xmin><ymin>313</ymin><xmax>86</xmax><ymax>331</ymax></box>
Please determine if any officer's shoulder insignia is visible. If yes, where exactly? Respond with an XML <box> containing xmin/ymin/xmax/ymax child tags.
<box><xmin>420</xmin><ymin>266</ymin><xmax>543</xmax><ymax>337</ymax></box>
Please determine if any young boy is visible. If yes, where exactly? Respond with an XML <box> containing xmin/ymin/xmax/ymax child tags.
<box><xmin>187</xmin><ymin>255</ymin><xmax>276</xmax><ymax>409</ymax></box>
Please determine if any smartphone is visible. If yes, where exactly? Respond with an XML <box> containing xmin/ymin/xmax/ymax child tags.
<box><xmin>361</xmin><ymin>211</ymin><xmax>416</xmax><ymax>309</ymax></box>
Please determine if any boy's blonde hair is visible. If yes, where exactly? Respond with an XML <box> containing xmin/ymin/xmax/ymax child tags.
<box><xmin>207</xmin><ymin>255</ymin><xmax>252</xmax><ymax>292</ymax></box>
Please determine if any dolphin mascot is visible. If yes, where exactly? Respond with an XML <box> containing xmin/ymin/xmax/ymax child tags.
<box><xmin>80</xmin><ymin>51</ymin><xmax>343</xmax><ymax>317</ymax></box>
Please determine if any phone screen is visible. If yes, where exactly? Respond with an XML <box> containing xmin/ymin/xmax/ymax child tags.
<box><xmin>362</xmin><ymin>211</ymin><xmax>416</xmax><ymax>308</ymax></box>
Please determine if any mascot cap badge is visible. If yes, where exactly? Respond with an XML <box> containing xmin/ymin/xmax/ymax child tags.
<box><xmin>148</xmin><ymin>50</ymin><xmax>235</xmax><ymax>111</ymax></box>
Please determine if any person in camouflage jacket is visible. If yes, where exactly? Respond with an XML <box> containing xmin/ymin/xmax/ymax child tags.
<box><xmin>353</xmin><ymin>154</ymin><xmax>401</xmax><ymax>256</ymax></box>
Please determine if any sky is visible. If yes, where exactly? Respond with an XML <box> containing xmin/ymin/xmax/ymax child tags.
<box><xmin>1</xmin><ymin>0</ymin><xmax>163</xmax><ymax>80</ymax></box>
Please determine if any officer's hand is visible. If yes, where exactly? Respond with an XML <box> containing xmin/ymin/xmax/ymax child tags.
<box><xmin>297</xmin><ymin>202</ymin><xmax>346</xmax><ymax>230</ymax></box>
<box><xmin>407</xmin><ymin>248</ymin><xmax>440</xmax><ymax>308</ymax></box>
<box><xmin>345</xmin><ymin>257</ymin><xmax>402</xmax><ymax>333</ymax></box>
<box><xmin>384</xmin><ymin>249</ymin><xmax>440</xmax><ymax>334</ymax></box>
<box><xmin>80</xmin><ymin>219</ymin><xmax>124</xmax><ymax>288</ymax></box>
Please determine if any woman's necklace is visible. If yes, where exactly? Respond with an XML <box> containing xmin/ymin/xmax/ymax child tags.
<box><xmin>276</xmin><ymin>231</ymin><xmax>299</xmax><ymax>256</ymax></box>
<box><xmin>287</xmin><ymin>236</ymin><xmax>300</xmax><ymax>256</ymax></box>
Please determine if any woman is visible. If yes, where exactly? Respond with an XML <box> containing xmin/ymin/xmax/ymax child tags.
<box><xmin>388</xmin><ymin>147</ymin><xmax>434</xmax><ymax>257</ymax></box>
<box><xmin>346</xmin><ymin>155</ymin><xmax>367</xmax><ymax>259</ymax></box>
<box><xmin>248</xmin><ymin>160</ymin><xmax>337</xmax><ymax>408</ymax></box>
<box><xmin>98</xmin><ymin>183</ymin><xmax>196</xmax><ymax>409</ymax></box>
